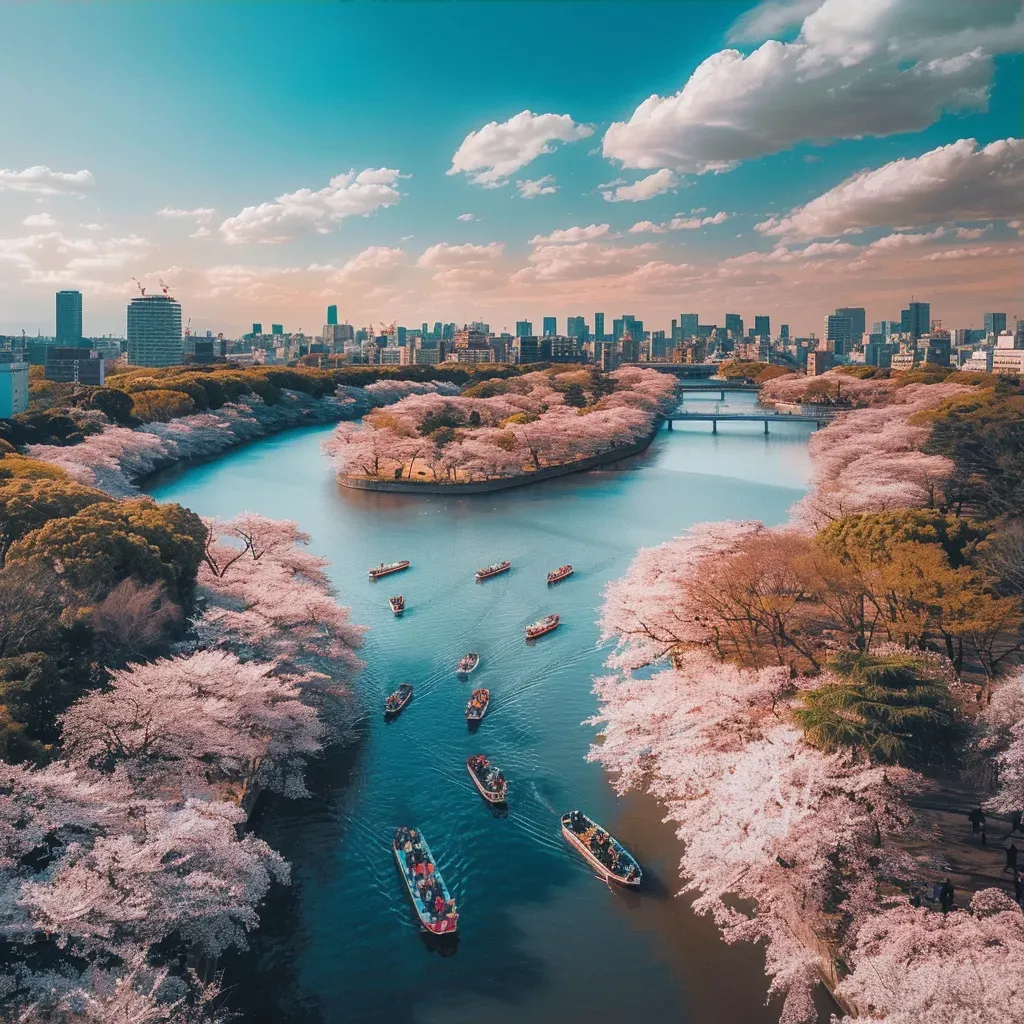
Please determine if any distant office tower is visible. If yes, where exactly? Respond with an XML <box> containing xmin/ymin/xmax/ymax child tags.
<box><xmin>835</xmin><ymin>307</ymin><xmax>866</xmax><ymax>339</ymax></box>
<box><xmin>753</xmin><ymin>315</ymin><xmax>771</xmax><ymax>339</ymax></box>
<box><xmin>779</xmin><ymin>324</ymin><xmax>790</xmax><ymax>341</ymax></box>
<box><xmin>899</xmin><ymin>302</ymin><xmax>930</xmax><ymax>340</ymax></box>
<box><xmin>252</xmin><ymin>323</ymin><xmax>263</xmax><ymax>335</ymax></box>
<box><xmin>825</xmin><ymin>314</ymin><xmax>853</xmax><ymax>356</ymax></box>
<box><xmin>421</xmin><ymin>322</ymin><xmax>429</xmax><ymax>338</ymax></box>
<box><xmin>45</xmin><ymin>347</ymin><xmax>105</xmax><ymax>385</ymax></box>
<box><xmin>127</xmin><ymin>293</ymin><xmax>183</xmax><ymax>367</ymax></box>
<box><xmin>724</xmin><ymin>313</ymin><xmax>743</xmax><ymax>338</ymax></box>
<box><xmin>594</xmin><ymin>312</ymin><xmax>605</xmax><ymax>342</ymax></box>
<box><xmin>515</xmin><ymin>321</ymin><xmax>533</xmax><ymax>338</ymax></box>
<box><xmin>272</xmin><ymin>323</ymin><xmax>284</xmax><ymax>335</ymax></box>
<box><xmin>433</xmin><ymin>321</ymin><xmax>443</xmax><ymax>338</ymax></box>
<box><xmin>679</xmin><ymin>313</ymin><xmax>699</xmax><ymax>338</ymax></box>
<box><xmin>327</xmin><ymin>305</ymin><xmax>338</xmax><ymax>326</ymax></box>
<box><xmin>543</xmin><ymin>316</ymin><xmax>557</xmax><ymax>336</ymax></box>
<box><xmin>566</xmin><ymin>316</ymin><xmax>586</xmax><ymax>340</ymax></box>
<box><xmin>651</xmin><ymin>330</ymin><xmax>670</xmax><ymax>359</ymax></box>
<box><xmin>871</xmin><ymin>320</ymin><xmax>900</xmax><ymax>339</ymax></box>
<box><xmin>55</xmin><ymin>290</ymin><xmax>83</xmax><ymax>346</ymax></box>
<box><xmin>984</xmin><ymin>312</ymin><xmax>1007</xmax><ymax>337</ymax></box>
<box><xmin>613</xmin><ymin>314</ymin><xmax>642</xmax><ymax>341</ymax></box>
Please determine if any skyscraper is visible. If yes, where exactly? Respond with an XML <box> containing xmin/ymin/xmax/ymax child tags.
<box><xmin>272</xmin><ymin>324</ymin><xmax>284</xmax><ymax>335</ymax></box>
<box><xmin>566</xmin><ymin>316</ymin><xmax>586</xmax><ymax>340</ymax></box>
<box><xmin>56</xmin><ymin>290</ymin><xmax>83</xmax><ymax>346</ymax></box>
<box><xmin>984</xmin><ymin>312</ymin><xmax>1007</xmax><ymax>337</ymax></box>
<box><xmin>252</xmin><ymin>322</ymin><xmax>263</xmax><ymax>335</ymax></box>
<box><xmin>900</xmin><ymin>302</ymin><xmax>930</xmax><ymax>340</ymax></box>
<box><xmin>753</xmin><ymin>315</ymin><xmax>771</xmax><ymax>339</ymax></box>
<box><xmin>679</xmin><ymin>313</ymin><xmax>699</xmax><ymax>338</ymax></box>
<box><xmin>779</xmin><ymin>324</ymin><xmax>790</xmax><ymax>341</ymax></box>
<box><xmin>724</xmin><ymin>313</ymin><xmax>743</xmax><ymax>338</ymax></box>
<box><xmin>542</xmin><ymin>316</ymin><xmax>557</xmax><ymax>336</ymax></box>
<box><xmin>515</xmin><ymin>321</ymin><xmax>533</xmax><ymax>338</ymax></box>
<box><xmin>127</xmin><ymin>293</ymin><xmax>183</xmax><ymax>367</ymax></box>
<box><xmin>594</xmin><ymin>312</ymin><xmax>605</xmax><ymax>342</ymax></box>
<box><xmin>327</xmin><ymin>304</ymin><xmax>338</xmax><ymax>326</ymax></box>
<box><xmin>825</xmin><ymin>314</ymin><xmax>853</xmax><ymax>356</ymax></box>
<box><xmin>835</xmin><ymin>307</ymin><xmax>866</xmax><ymax>340</ymax></box>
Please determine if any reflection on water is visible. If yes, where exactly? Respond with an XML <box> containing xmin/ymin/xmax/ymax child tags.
<box><xmin>147</xmin><ymin>395</ymin><xmax>828</xmax><ymax>1024</ymax></box>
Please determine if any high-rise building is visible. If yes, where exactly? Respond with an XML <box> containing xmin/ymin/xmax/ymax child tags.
<box><xmin>453</xmin><ymin>328</ymin><xmax>490</xmax><ymax>350</ymax></box>
<box><xmin>594</xmin><ymin>312</ymin><xmax>605</xmax><ymax>342</ymax></box>
<box><xmin>679</xmin><ymin>313</ymin><xmax>699</xmax><ymax>338</ymax></box>
<box><xmin>272</xmin><ymin>323</ymin><xmax>284</xmax><ymax>335</ymax></box>
<box><xmin>835</xmin><ymin>307</ymin><xmax>866</xmax><ymax>339</ymax></box>
<box><xmin>326</xmin><ymin>304</ymin><xmax>338</xmax><ymax>326</ymax></box>
<box><xmin>542</xmin><ymin>316</ymin><xmax>557</xmax><ymax>336</ymax></box>
<box><xmin>55</xmin><ymin>290</ymin><xmax>83</xmax><ymax>347</ymax></box>
<box><xmin>779</xmin><ymin>324</ymin><xmax>790</xmax><ymax>341</ymax></box>
<box><xmin>566</xmin><ymin>316</ymin><xmax>587</xmax><ymax>340</ymax></box>
<box><xmin>127</xmin><ymin>294</ymin><xmax>183</xmax><ymax>367</ymax></box>
<box><xmin>724</xmin><ymin>313</ymin><xmax>743</xmax><ymax>338</ymax></box>
<box><xmin>825</xmin><ymin>314</ymin><xmax>853</xmax><ymax>356</ymax></box>
<box><xmin>515</xmin><ymin>321</ymin><xmax>533</xmax><ymax>338</ymax></box>
<box><xmin>0</xmin><ymin>353</ymin><xmax>29</xmax><ymax>417</ymax></box>
<box><xmin>753</xmin><ymin>315</ymin><xmax>771</xmax><ymax>339</ymax></box>
<box><xmin>252</xmin><ymin>322</ymin><xmax>263</xmax><ymax>335</ymax></box>
<box><xmin>899</xmin><ymin>302</ymin><xmax>930</xmax><ymax>340</ymax></box>
<box><xmin>45</xmin><ymin>347</ymin><xmax>105</xmax><ymax>385</ymax></box>
<box><xmin>984</xmin><ymin>312</ymin><xmax>1007</xmax><ymax>338</ymax></box>
<box><xmin>871</xmin><ymin>320</ymin><xmax>901</xmax><ymax>339</ymax></box>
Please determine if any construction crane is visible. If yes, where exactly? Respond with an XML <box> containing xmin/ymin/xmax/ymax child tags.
<box><xmin>132</xmin><ymin>277</ymin><xmax>146</xmax><ymax>296</ymax></box>
<box><xmin>184</xmin><ymin>317</ymin><xmax>192</xmax><ymax>338</ymax></box>
<box><xmin>158</xmin><ymin>279</ymin><xmax>170</xmax><ymax>296</ymax></box>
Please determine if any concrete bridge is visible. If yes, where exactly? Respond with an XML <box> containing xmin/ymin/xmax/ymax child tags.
<box><xmin>621</xmin><ymin>362</ymin><xmax>718</xmax><ymax>379</ymax></box>
<box><xmin>665</xmin><ymin>409</ymin><xmax>832</xmax><ymax>434</ymax></box>
<box><xmin>678</xmin><ymin>381</ymin><xmax>761</xmax><ymax>397</ymax></box>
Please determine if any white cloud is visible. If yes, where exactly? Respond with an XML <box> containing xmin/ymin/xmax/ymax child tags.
<box><xmin>516</xmin><ymin>175</ymin><xmax>558</xmax><ymax>199</ymax></box>
<box><xmin>158</xmin><ymin>206</ymin><xmax>216</xmax><ymax>222</ymax></box>
<box><xmin>727</xmin><ymin>0</ymin><xmax>821</xmax><ymax>43</ymax></box>
<box><xmin>219</xmin><ymin>168</ymin><xmax>404</xmax><ymax>244</ymax></box>
<box><xmin>456</xmin><ymin>213</ymin><xmax>478</xmax><ymax>221</ymax></box>
<box><xmin>329</xmin><ymin>245</ymin><xmax>406</xmax><ymax>283</ymax></box>
<box><xmin>22</xmin><ymin>212</ymin><xmax>58</xmax><ymax>227</ymax></box>
<box><xmin>757</xmin><ymin>138</ymin><xmax>1024</xmax><ymax>238</ymax></box>
<box><xmin>529</xmin><ymin>224</ymin><xmax>612</xmax><ymax>245</ymax></box>
<box><xmin>0</xmin><ymin>230</ymin><xmax>152</xmax><ymax>286</ymax></box>
<box><xmin>79</xmin><ymin>222</ymin><xmax>105</xmax><ymax>231</ymax></box>
<box><xmin>448</xmin><ymin>110</ymin><xmax>592</xmax><ymax>187</ymax></box>
<box><xmin>602</xmin><ymin>1</ymin><xmax>1024</xmax><ymax>176</ymax></box>
<box><xmin>629</xmin><ymin>220</ymin><xmax>668</xmax><ymax>234</ymax></box>
<box><xmin>416</xmin><ymin>242</ymin><xmax>503</xmax><ymax>269</ymax></box>
<box><xmin>189</xmin><ymin>226</ymin><xmax>212</xmax><ymax>239</ymax></box>
<box><xmin>631</xmin><ymin>210</ymin><xmax>730</xmax><ymax>232</ymax></box>
<box><xmin>512</xmin><ymin>240</ymin><xmax>658</xmax><ymax>284</ymax></box>
<box><xmin>602</xmin><ymin>169</ymin><xmax>678</xmax><ymax>203</ymax></box>
<box><xmin>0</xmin><ymin>166</ymin><xmax>95</xmax><ymax>195</ymax></box>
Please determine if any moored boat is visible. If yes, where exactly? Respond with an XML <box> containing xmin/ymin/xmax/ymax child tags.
<box><xmin>369</xmin><ymin>560</ymin><xmax>410</xmax><ymax>580</ymax></box>
<box><xmin>475</xmin><ymin>560</ymin><xmax>511</xmax><ymax>581</ymax></box>
<box><xmin>546</xmin><ymin>564</ymin><xmax>574</xmax><ymax>584</ymax></box>
<box><xmin>465</xmin><ymin>687</ymin><xmax>489</xmax><ymax>722</ymax></box>
<box><xmin>384</xmin><ymin>683</ymin><xmax>413</xmax><ymax>717</ymax></box>
<box><xmin>457</xmin><ymin>652</ymin><xmax>480</xmax><ymax>675</ymax></box>
<box><xmin>466</xmin><ymin>754</ymin><xmax>507</xmax><ymax>804</ymax></box>
<box><xmin>525</xmin><ymin>613</ymin><xmax>560</xmax><ymax>640</ymax></box>
<box><xmin>389</xmin><ymin>595</ymin><xmax>406</xmax><ymax>615</ymax></box>
<box><xmin>392</xmin><ymin>827</ymin><xmax>459</xmax><ymax>935</ymax></box>
<box><xmin>560</xmin><ymin>810</ymin><xmax>642</xmax><ymax>887</ymax></box>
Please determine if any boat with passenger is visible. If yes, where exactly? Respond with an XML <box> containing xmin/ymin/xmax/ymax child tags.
<box><xmin>457</xmin><ymin>652</ymin><xmax>480</xmax><ymax>676</ymax></box>
<box><xmin>525</xmin><ymin>613</ymin><xmax>560</xmax><ymax>640</ymax></box>
<box><xmin>475</xmin><ymin>560</ymin><xmax>511</xmax><ymax>581</ymax></box>
<box><xmin>465</xmin><ymin>688</ymin><xmax>490</xmax><ymax>723</ymax></box>
<box><xmin>392</xmin><ymin>827</ymin><xmax>459</xmax><ymax>935</ymax></box>
<box><xmin>561</xmin><ymin>810</ymin><xmax>642</xmax><ymax>887</ymax></box>
<box><xmin>546</xmin><ymin>564</ymin><xmax>574</xmax><ymax>584</ymax></box>
<box><xmin>384</xmin><ymin>683</ymin><xmax>413</xmax><ymax>718</ymax></box>
<box><xmin>369</xmin><ymin>560</ymin><xmax>410</xmax><ymax>580</ymax></box>
<box><xmin>389</xmin><ymin>595</ymin><xmax>405</xmax><ymax>615</ymax></box>
<box><xmin>466</xmin><ymin>754</ymin><xmax>507</xmax><ymax>804</ymax></box>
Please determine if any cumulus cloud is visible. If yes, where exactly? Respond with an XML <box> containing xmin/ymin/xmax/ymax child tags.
<box><xmin>158</xmin><ymin>206</ymin><xmax>216</xmax><ymax>222</ymax></box>
<box><xmin>516</xmin><ymin>175</ymin><xmax>558</xmax><ymax>199</ymax></box>
<box><xmin>329</xmin><ymin>245</ymin><xmax>406</xmax><ymax>283</ymax></box>
<box><xmin>189</xmin><ymin>226</ymin><xmax>212</xmax><ymax>239</ymax></box>
<box><xmin>456</xmin><ymin>213</ymin><xmax>478</xmax><ymax>221</ymax></box>
<box><xmin>602</xmin><ymin>1</ymin><xmax>1024</xmax><ymax>176</ymax></box>
<box><xmin>727</xmin><ymin>0</ymin><xmax>821</xmax><ymax>43</ymax></box>
<box><xmin>219</xmin><ymin>168</ymin><xmax>404</xmax><ymax>244</ymax></box>
<box><xmin>512</xmin><ymin>240</ymin><xmax>658</xmax><ymax>284</ymax></box>
<box><xmin>0</xmin><ymin>230</ymin><xmax>152</xmax><ymax>286</ymax></box>
<box><xmin>601</xmin><ymin>169</ymin><xmax>678</xmax><ymax>202</ymax></box>
<box><xmin>416</xmin><ymin>242</ymin><xmax>503</xmax><ymax>269</ymax></box>
<box><xmin>0</xmin><ymin>166</ymin><xmax>95</xmax><ymax>195</ymax></box>
<box><xmin>757</xmin><ymin>137</ymin><xmax>1024</xmax><ymax>238</ymax></box>
<box><xmin>529</xmin><ymin>224</ymin><xmax>612</xmax><ymax>244</ymax></box>
<box><xmin>22</xmin><ymin>212</ymin><xmax>58</xmax><ymax>227</ymax></box>
<box><xmin>630</xmin><ymin>210</ymin><xmax>729</xmax><ymax>232</ymax></box>
<box><xmin>448</xmin><ymin>110</ymin><xmax>592</xmax><ymax>187</ymax></box>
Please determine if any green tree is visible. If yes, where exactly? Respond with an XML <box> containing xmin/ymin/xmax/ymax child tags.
<box><xmin>84</xmin><ymin>386</ymin><xmax>136</xmax><ymax>424</ymax></box>
<box><xmin>793</xmin><ymin>652</ymin><xmax>956</xmax><ymax>765</ymax></box>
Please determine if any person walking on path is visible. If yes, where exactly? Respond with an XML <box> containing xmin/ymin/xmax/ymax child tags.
<box><xmin>1005</xmin><ymin>842</ymin><xmax>1019</xmax><ymax>874</ymax></box>
<box><xmin>968</xmin><ymin>807</ymin><xmax>986</xmax><ymax>835</ymax></box>
<box><xmin>940</xmin><ymin>878</ymin><xmax>955</xmax><ymax>914</ymax></box>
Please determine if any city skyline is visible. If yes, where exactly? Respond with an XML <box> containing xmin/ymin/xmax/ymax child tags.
<box><xmin>1</xmin><ymin>2</ymin><xmax>1022</xmax><ymax>337</ymax></box>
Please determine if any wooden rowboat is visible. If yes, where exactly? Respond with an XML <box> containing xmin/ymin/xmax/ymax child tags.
<box><xmin>526</xmin><ymin>613</ymin><xmax>560</xmax><ymax>640</ymax></box>
<box><xmin>384</xmin><ymin>683</ymin><xmax>413</xmax><ymax>717</ymax></box>
<box><xmin>465</xmin><ymin>688</ymin><xmax>489</xmax><ymax>722</ymax></box>
<box><xmin>547</xmin><ymin>564</ymin><xmax>574</xmax><ymax>584</ymax></box>
<box><xmin>369</xmin><ymin>560</ymin><xmax>410</xmax><ymax>580</ymax></box>
<box><xmin>561</xmin><ymin>810</ymin><xmax>641</xmax><ymax>887</ymax></box>
<box><xmin>389</xmin><ymin>595</ymin><xmax>405</xmax><ymax>615</ymax></box>
<box><xmin>392</xmin><ymin>827</ymin><xmax>459</xmax><ymax>936</ymax></box>
<box><xmin>475</xmin><ymin>560</ymin><xmax>511</xmax><ymax>581</ymax></box>
<box><xmin>457</xmin><ymin>652</ymin><xmax>480</xmax><ymax>675</ymax></box>
<box><xmin>466</xmin><ymin>754</ymin><xmax>507</xmax><ymax>804</ymax></box>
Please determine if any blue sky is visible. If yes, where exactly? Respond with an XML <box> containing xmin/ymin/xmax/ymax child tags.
<box><xmin>1</xmin><ymin>1</ymin><xmax>1022</xmax><ymax>336</ymax></box>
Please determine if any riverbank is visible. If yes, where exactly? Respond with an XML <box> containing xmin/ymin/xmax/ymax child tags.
<box><xmin>336</xmin><ymin>427</ymin><xmax>659</xmax><ymax>495</ymax></box>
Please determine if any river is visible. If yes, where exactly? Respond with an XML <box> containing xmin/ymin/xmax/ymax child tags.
<box><xmin>147</xmin><ymin>392</ymin><xmax>823</xmax><ymax>1024</ymax></box>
